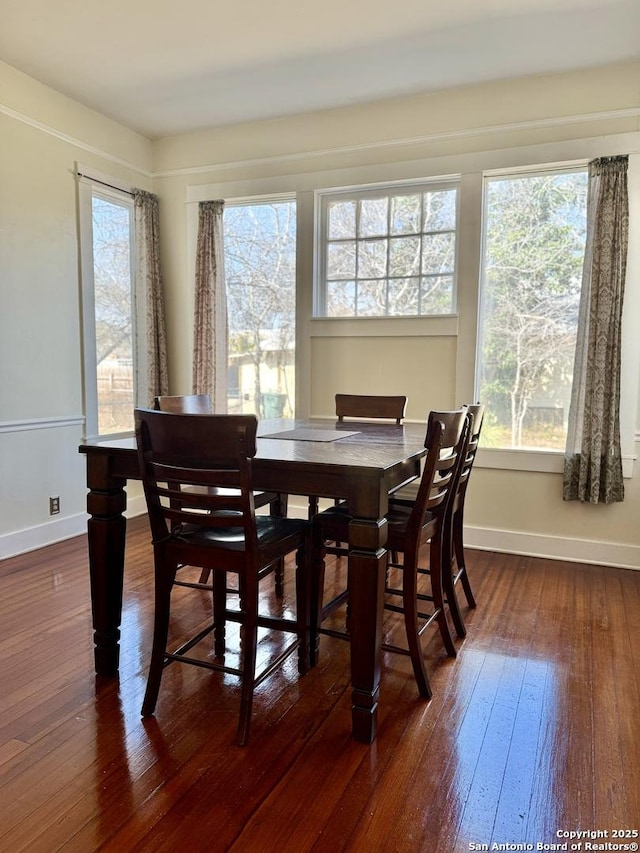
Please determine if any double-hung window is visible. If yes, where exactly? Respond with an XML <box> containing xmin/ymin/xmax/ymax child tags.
<box><xmin>476</xmin><ymin>167</ymin><xmax>588</xmax><ymax>451</ymax></box>
<box><xmin>78</xmin><ymin>173</ymin><xmax>136</xmax><ymax>438</ymax></box>
<box><xmin>315</xmin><ymin>181</ymin><xmax>459</xmax><ymax>318</ymax></box>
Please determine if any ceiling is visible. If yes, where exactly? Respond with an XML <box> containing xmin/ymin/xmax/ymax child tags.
<box><xmin>1</xmin><ymin>0</ymin><xmax>639</xmax><ymax>139</ymax></box>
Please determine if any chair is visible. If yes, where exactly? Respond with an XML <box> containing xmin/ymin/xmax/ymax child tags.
<box><xmin>311</xmin><ymin>392</ymin><xmax>408</xmax><ymax>535</ymax></box>
<box><xmin>154</xmin><ymin>394</ymin><xmax>287</xmax><ymax>595</ymax></box>
<box><xmin>312</xmin><ymin>408</ymin><xmax>470</xmax><ymax>699</ymax></box>
<box><xmin>441</xmin><ymin>402</ymin><xmax>485</xmax><ymax>638</ymax></box>
<box><xmin>335</xmin><ymin>393</ymin><xmax>407</xmax><ymax>424</ymax></box>
<box><xmin>135</xmin><ymin>407</ymin><xmax>311</xmax><ymax>745</ymax></box>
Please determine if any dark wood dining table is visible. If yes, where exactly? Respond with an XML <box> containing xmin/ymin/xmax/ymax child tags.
<box><xmin>79</xmin><ymin>417</ymin><xmax>427</xmax><ymax>743</ymax></box>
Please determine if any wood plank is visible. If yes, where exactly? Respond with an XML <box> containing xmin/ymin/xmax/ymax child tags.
<box><xmin>0</xmin><ymin>519</ymin><xmax>639</xmax><ymax>852</ymax></box>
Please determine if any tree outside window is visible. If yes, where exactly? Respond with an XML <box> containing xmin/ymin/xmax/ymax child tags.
<box><xmin>223</xmin><ymin>201</ymin><xmax>296</xmax><ymax>418</ymax></box>
<box><xmin>477</xmin><ymin>170</ymin><xmax>588</xmax><ymax>450</ymax></box>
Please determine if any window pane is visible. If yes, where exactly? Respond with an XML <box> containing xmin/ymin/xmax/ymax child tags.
<box><xmin>327</xmin><ymin>241</ymin><xmax>356</xmax><ymax>278</ymax></box>
<box><xmin>358</xmin><ymin>197</ymin><xmax>388</xmax><ymax>237</ymax></box>
<box><xmin>357</xmin><ymin>239</ymin><xmax>387</xmax><ymax>278</ymax></box>
<box><xmin>318</xmin><ymin>182</ymin><xmax>459</xmax><ymax>319</ymax></box>
<box><xmin>224</xmin><ymin>201</ymin><xmax>296</xmax><ymax>417</ymax></box>
<box><xmin>421</xmin><ymin>275</ymin><xmax>453</xmax><ymax>313</ymax></box>
<box><xmin>357</xmin><ymin>280</ymin><xmax>386</xmax><ymax>316</ymax></box>
<box><xmin>424</xmin><ymin>189</ymin><xmax>457</xmax><ymax>230</ymax></box>
<box><xmin>421</xmin><ymin>232</ymin><xmax>455</xmax><ymax>275</ymax></box>
<box><xmin>477</xmin><ymin>170</ymin><xmax>588</xmax><ymax>450</ymax></box>
<box><xmin>389</xmin><ymin>278</ymin><xmax>420</xmax><ymax>315</ymax></box>
<box><xmin>327</xmin><ymin>280</ymin><xmax>356</xmax><ymax>316</ymax></box>
<box><xmin>390</xmin><ymin>194</ymin><xmax>421</xmax><ymax>234</ymax></box>
<box><xmin>389</xmin><ymin>236</ymin><xmax>420</xmax><ymax>277</ymax></box>
<box><xmin>328</xmin><ymin>200</ymin><xmax>356</xmax><ymax>239</ymax></box>
<box><xmin>92</xmin><ymin>196</ymin><xmax>134</xmax><ymax>435</ymax></box>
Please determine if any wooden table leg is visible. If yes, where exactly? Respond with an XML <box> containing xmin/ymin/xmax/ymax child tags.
<box><xmin>347</xmin><ymin>517</ymin><xmax>387</xmax><ymax>743</ymax></box>
<box><xmin>86</xmin><ymin>454</ymin><xmax>127</xmax><ymax>676</ymax></box>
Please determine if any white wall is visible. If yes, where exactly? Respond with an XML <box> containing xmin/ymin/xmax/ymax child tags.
<box><xmin>154</xmin><ymin>61</ymin><xmax>640</xmax><ymax>569</ymax></box>
<box><xmin>0</xmin><ymin>61</ymin><xmax>152</xmax><ymax>557</ymax></box>
<box><xmin>2</xmin><ymin>59</ymin><xmax>639</xmax><ymax>568</ymax></box>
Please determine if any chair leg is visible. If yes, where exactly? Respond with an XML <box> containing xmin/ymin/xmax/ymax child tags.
<box><xmin>213</xmin><ymin>571</ymin><xmax>227</xmax><ymax>656</ymax></box>
<box><xmin>295</xmin><ymin>542</ymin><xmax>310</xmax><ymax>675</ymax></box>
<box><xmin>429</xmin><ymin>533</ymin><xmax>457</xmax><ymax>658</ymax></box>
<box><xmin>198</xmin><ymin>567</ymin><xmax>210</xmax><ymax>584</ymax></box>
<box><xmin>309</xmin><ymin>524</ymin><xmax>326</xmax><ymax>667</ymax></box>
<box><xmin>401</xmin><ymin>547</ymin><xmax>432</xmax><ymax>700</ymax></box>
<box><xmin>443</xmin><ymin>516</ymin><xmax>467</xmax><ymax>639</ymax></box>
<box><xmin>142</xmin><ymin>559</ymin><xmax>176</xmax><ymax>716</ymax></box>
<box><xmin>454</xmin><ymin>508</ymin><xmax>476</xmax><ymax>609</ymax></box>
<box><xmin>274</xmin><ymin>559</ymin><xmax>285</xmax><ymax>599</ymax></box>
<box><xmin>236</xmin><ymin>572</ymin><xmax>259</xmax><ymax>746</ymax></box>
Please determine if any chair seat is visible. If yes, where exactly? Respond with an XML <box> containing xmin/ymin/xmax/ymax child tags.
<box><xmin>172</xmin><ymin>516</ymin><xmax>309</xmax><ymax>556</ymax></box>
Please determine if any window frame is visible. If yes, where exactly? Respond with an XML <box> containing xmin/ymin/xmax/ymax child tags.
<box><xmin>78</xmin><ymin>170</ymin><xmax>137</xmax><ymax>441</ymax></box>
<box><xmin>314</xmin><ymin>177</ymin><xmax>460</xmax><ymax>320</ymax></box>
<box><xmin>473</xmin><ymin>163</ymin><xmax>589</xmax><ymax>456</ymax></box>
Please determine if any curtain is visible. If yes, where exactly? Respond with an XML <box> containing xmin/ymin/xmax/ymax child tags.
<box><xmin>132</xmin><ymin>189</ymin><xmax>169</xmax><ymax>406</ymax></box>
<box><xmin>563</xmin><ymin>155</ymin><xmax>629</xmax><ymax>504</ymax></box>
<box><xmin>192</xmin><ymin>200</ymin><xmax>227</xmax><ymax>410</ymax></box>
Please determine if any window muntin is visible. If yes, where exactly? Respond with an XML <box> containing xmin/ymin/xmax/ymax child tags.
<box><xmin>318</xmin><ymin>182</ymin><xmax>458</xmax><ymax>318</ymax></box>
<box><xmin>223</xmin><ymin>199</ymin><xmax>296</xmax><ymax>418</ymax></box>
<box><xmin>476</xmin><ymin>168</ymin><xmax>588</xmax><ymax>451</ymax></box>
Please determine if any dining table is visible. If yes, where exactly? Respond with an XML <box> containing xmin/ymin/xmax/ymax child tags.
<box><xmin>79</xmin><ymin>417</ymin><xmax>427</xmax><ymax>743</ymax></box>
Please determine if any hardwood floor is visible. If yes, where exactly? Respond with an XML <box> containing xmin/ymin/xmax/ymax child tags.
<box><xmin>1</xmin><ymin>516</ymin><xmax>639</xmax><ymax>852</ymax></box>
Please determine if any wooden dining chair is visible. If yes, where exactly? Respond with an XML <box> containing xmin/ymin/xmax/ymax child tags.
<box><xmin>306</xmin><ymin>394</ymin><xmax>408</xmax><ymax>523</ymax></box>
<box><xmin>154</xmin><ymin>394</ymin><xmax>287</xmax><ymax>595</ymax></box>
<box><xmin>335</xmin><ymin>393</ymin><xmax>407</xmax><ymax>424</ymax></box>
<box><xmin>442</xmin><ymin>402</ymin><xmax>485</xmax><ymax>638</ymax></box>
<box><xmin>135</xmin><ymin>408</ymin><xmax>311</xmax><ymax>745</ymax></box>
<box><xmin>311</xmin><ymin>408</ymin><xmax>470</xmax><ymax>699</ymax></box>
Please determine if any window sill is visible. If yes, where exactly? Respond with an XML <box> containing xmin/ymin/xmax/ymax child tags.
<box><xmin>477</xmin><ymin>447</ymin><xmax>635</xmax><ymax>479</ymax></box>
<box><xmin>309</xmin><ymin>315</ymin><xmax>458</xmax><ymax>337</ymax></box>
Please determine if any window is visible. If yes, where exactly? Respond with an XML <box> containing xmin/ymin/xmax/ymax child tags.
<box><xmin>223</xmin><ymin>199</ymin><xmax>296</xmax><ymax>417</ymax></box>
<box><xmin>79</xmin><ymin>175</ymin><xmax>136</xmax><ymax>438</ymax></box>
<box><xmin>477</xmin><ymin>168</ymin><xmax>588</xmax><ymax>451</ymax></box>
<box><xmin>316</xmin><ymin>182</ymin><xmax>458</xmax><ymax>318</ymax></box>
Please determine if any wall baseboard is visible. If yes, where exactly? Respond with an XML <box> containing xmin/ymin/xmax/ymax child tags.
<box><xmin>466</xmin><ymin>525</ymin><xmax>640</xmax><ymax>571</ymax></box>
<box><xmin>0</xmin><ymin>495</ymin><xmax>147</xmax><ymax>560</ymax></box>
<box><xmin>2</xmin><ymin>495</ymin><xmax>638</xmax><ymax>571</ymax></box>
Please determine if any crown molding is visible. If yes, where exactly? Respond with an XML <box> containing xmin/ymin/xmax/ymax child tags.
<box><xmin>0</xmin><ymin>101</ymin><xmax>152</xmax><ymax>178</ymax></box>
<box><xmin>153</xmin><ymin>107</ymin><xmax>640</xmax><ymax>179</ymax></box>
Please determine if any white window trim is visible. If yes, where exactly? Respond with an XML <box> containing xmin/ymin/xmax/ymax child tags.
<box><xmin>473</xmin><ymin>163</ymin><xmax>590</xmax><ymax>463</ymax></box>
<box><xmin>77</xmin><ymin>167</ymin><xmax>136</xmax><ymax>441</ymax></box>
<box><xmin>314</xmin><ymin>177</ymin><xmax>460</xmax><ymax>320</ymax></box>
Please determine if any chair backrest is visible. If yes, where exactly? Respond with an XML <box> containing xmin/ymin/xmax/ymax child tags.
<box><xmin>154</xmin><ymin>394</ymin><xmax>212</xmax><ymax>414</ymax></box>
<box><xmin>335</xmin><ymin>394</ymin><xmax>407</xmax><ymax>424</ymax></box>
<box><xmin>454</xmin><ymin>402</ymin><xmax>485</xmax><ymax>508</ymax></box>
<box><xmin>406</xmin><ymin>408</ymin><xmax>470</xmax><ymax>545</ymax></box>
<box><xmin>135</xmin><ymin>408</ymin><xmax>259</xmax><ymax>547</ymax></box>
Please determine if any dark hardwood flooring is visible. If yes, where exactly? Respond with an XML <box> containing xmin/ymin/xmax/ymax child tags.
<box><xmin>1</xmin><ymin>515</ymin><xmax>639</xmax><ymax>852</ymax></box>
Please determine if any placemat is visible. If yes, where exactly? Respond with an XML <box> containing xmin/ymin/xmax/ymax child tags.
<box><xmin>262</xmin><ymin>428</ymin><xmax>360</xmax><ymax>442</ymax></box>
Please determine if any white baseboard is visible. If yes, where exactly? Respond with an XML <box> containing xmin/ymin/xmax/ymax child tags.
<box><xmin>2</xmin><ymin>496</ymin><xmax>638</xmax><ymax>571</ymax></box>
<box><xmin>0</xmin><ymin>495</ymin><xmax>148</xmax><ymax>560</ymax></box>
<box><xmin>466</xmin><ymin>525</ymin><xmax>640</xmax><ymax>571</ymax></box>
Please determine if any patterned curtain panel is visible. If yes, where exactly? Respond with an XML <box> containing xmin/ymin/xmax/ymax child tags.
<box><xmin>563</xmin><ymin>156</ymin><xmax>629</xmax><ymax>504</ymax></box>
<box><xmin>133</xmin><ymin>189</ymin><xmax>169</xmax><ymax>406</ymax></box>
<box><xmin>192</xmin><ymin>200</ymin><xmax>228</xmax><ymax>410</ymax></box>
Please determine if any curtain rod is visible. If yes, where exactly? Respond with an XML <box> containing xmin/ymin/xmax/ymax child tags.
<box><xmin>76</xmin><ymin>171</ymin><xmax>134</xmax><ymax>197</ymax></box>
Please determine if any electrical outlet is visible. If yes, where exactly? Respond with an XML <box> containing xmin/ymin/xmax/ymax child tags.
<box><xmin>49</xmin><ymin>496</ymin><xmax>60</xmax><ymax>515</ymax></box>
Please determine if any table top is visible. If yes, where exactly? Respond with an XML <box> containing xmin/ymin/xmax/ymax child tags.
<box><xmin>79</xmin><ymin>417</ymin><xmax>428</xmax><ymax>512</ymax></box>
<box><xmin>80</xmin><ymin>417</ymin><xmax>427</xmax><ymax>468</ymax></box>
